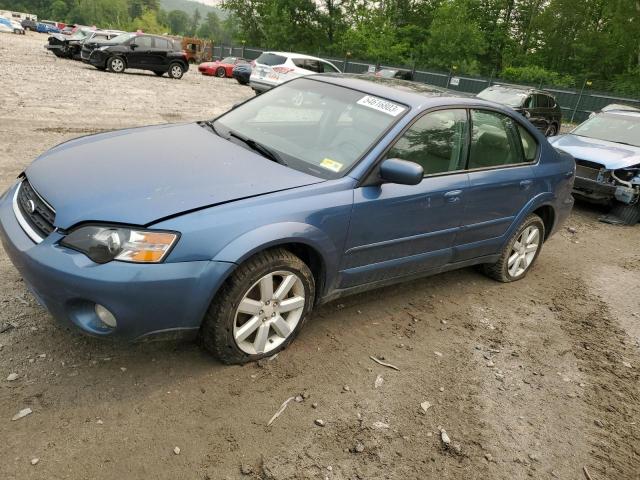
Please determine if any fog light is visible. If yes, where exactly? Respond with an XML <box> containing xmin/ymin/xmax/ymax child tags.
<box><xmin>95</xmin><ymin>304</ymin><xmax>117</xmax><ymax>329</ymax></box>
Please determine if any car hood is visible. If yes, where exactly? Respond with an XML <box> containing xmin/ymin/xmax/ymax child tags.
<box><xmin>25</xmin><ymin>123</ymin><xmax>324</xmax><ymax>228</ymax></box>
<box><xmin>549</xmin><ymin>134</ymin><xmax>640</xmax><ymax>169</ymax></box>
<box><xmin>48</xmin><ymin>33</ymin><xmax>69</xmax><ymax>43</ymax></box>
<box><xmin>200</xmin><ymin>62</ymin><xmax>222</xmax><ymax>68</ymax></box>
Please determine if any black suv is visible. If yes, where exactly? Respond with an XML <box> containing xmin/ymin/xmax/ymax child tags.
<box><xmin>86</xmin><ymin>33</ymin><xmax>189</xmax><ymax>79</ymax></box>
<box><xmin>477</xmin><ymin>85</ymin><xmax>562</xmax><ymax>136</ymax></box>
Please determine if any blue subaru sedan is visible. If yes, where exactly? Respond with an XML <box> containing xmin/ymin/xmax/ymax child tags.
<box><xmin>0</xmin><ymin>75</ymin><xmax>574</xmax><ymax>363</ymax></box>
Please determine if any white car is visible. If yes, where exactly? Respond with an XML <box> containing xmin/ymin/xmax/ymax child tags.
<box><xmin>0</xmin><ymin>17</ymin><xmax>24</xmax><ymax>34</ymax></box>
<box><xmin>249</xmin><ymin>51</ymin><xmax>341</xmax><ymax>93</ymax></box>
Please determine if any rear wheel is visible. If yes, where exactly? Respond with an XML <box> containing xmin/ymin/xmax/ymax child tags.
<box><xmin>107</xmin><ymin>56</ymin><xmax>125</xmax><ymax>73</ymax></box>
<box><xmin>216</xmin><ymin>67</ymin><xmax>226</xmax><ymax>77</ymax></box>
<box><xmin>483</xmin><ymin>214</ymin><xmax>545</xmax><ymax>282</ymax></box>
<box><xmin>168</xmin><ymin>62</ymin><xmax>184</xmax><ymax>79</ymax></box>
<box><xmin>201</xmin><ymin>248</ymin><xmax>315</xmax><ymax>364</ymax></box>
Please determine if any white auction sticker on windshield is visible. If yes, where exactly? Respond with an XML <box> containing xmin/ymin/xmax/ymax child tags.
<box><xmin>357</xmin><ymin>95</ymin><xmax>405</xmax><ymax>116</ymax></box>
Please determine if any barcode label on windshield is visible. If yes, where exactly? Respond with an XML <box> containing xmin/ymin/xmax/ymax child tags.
<box><xmin>357</xmin><ymin>96</ymin><xmax>404</xmax><ymax>116</ymax></box>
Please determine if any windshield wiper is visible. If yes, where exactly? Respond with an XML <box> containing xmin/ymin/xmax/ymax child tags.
<box><xmin>227</xmin><ymin>131</ymin><xmax>287</xmax><ymax>166</ymax></box>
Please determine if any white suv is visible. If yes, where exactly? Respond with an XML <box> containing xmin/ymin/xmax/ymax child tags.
<box><xmin>249</xmin><ymin>51</ymin><xmax>341</xmax><ymax>93</ymax></box>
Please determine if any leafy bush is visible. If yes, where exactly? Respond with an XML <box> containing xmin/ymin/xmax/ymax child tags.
<box><xmin>500</xmin><ymin>66</ymin><xmax>576</xmax><ymax>88</ymax></box>
<box><xmin>609</xmin><ymin>69</ymin><xmax>640</xmax><ymax>97</ymax></box>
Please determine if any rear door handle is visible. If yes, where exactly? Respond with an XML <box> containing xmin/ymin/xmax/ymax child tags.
<box><xmin>444</xmin><ymin>190</ymin><xmax>463</xmax><ymax>203</ymax></box>
<box><xmin>520</xmin><ymin>179</ymin><xmax>533</xmax><ymax>189</ymax></box>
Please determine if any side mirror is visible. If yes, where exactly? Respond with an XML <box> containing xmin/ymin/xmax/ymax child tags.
<box><xmin>130</xmin><ymin>43</ymin><xmax>137</xmax><ymax>50</ymax></box>
<box><xmin>379</xmin><ymin>158</ymin><xmax>423</xmax><ymax>185</ymax></box>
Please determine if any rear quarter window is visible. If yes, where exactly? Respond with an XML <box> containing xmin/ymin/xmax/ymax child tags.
<box><xmin>518</xmin><ymin>126</ymin><xmax>538</xmax><ymax>162</ymax></box>
<box><xmin>256</xmin><ymin>53</ymin><xmax>287</xmax><ymax>66</ymax></box>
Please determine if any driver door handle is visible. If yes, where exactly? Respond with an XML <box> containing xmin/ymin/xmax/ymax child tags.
<box><xmin>520</xmin><ymin>179</ymin><xmax>533</xmax><ymax>189</ymax></box>
<box><xmin>444</xmin><ymin>190</ymin><xmax>463</xmax><ymax>203</ymax></box>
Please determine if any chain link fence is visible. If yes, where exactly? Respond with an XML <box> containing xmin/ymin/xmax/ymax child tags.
<box><xmin>212</xmin><ymin>45</ymin><xmax>640</xmax><ymax>124</ymax></box>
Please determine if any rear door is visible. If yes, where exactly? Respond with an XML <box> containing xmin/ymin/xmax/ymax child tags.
<box><xmin>341</xmin><ymin>109</ymin><xmax>470</xmax><ymax>288</ymax></box>
<box><xmin>148</xmin><ymin>37</ymin><xmax>171</xmax><ymax>70</ymax></box>
<box><xmin>455</xmin><ymin>109</ymin><xmax>537</xmax><ymax>261</ymax></box>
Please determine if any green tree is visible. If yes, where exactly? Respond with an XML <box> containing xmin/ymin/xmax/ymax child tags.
<box><xmin>197</xmin><ymin>11</ymin><xmax>222</xmax><ymax>40</ymax></box>
<box><xmin>425</xmin><ymin>0</ymin><xmax>487</xmax><ymax>73</ymax></box>
<box><xmin>167</xmin><ymin>9</ymin><xmax>189</xmax><ymax>35</ymax></box>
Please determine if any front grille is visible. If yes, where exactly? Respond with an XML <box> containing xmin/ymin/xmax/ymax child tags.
<box><xmin>15</xmin><ymin>179</ymin><xmax>56</xmax><ymax>241</ymax></box>
<box><xmin>575</xmin><ymin>159</ymin><xmax>606</xmax><ymax>182</ymax></box>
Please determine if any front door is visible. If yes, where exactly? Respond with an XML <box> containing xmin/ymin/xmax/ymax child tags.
<box><xmin>340</xmin><ymin>109</ymin><xmax>470</xmax><ymax>288</ymax></box>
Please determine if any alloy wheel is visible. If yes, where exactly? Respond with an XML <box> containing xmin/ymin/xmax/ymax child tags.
<box><xmin>508</xmin><ymin>225</ymin><xmax>540</xmax><ymax>277</ymax></box>
<box><xmin>171</xmin><ymin>65</ymin><xmax>183</xmax><ymax>78</ymax></box>
<box><xmin>546</xmin><ymin>125</ymin><xmax>557</xmax><ymax>136</ymax></box>
<box><xmin>233</xmin><ymin>270</ymin><xmax>306</xmax><ymax>355</ymax></box>
<box><xmin>111</xmin><ymin>58</ymin><xmax>124</xmax><ymax>72</ymax></box>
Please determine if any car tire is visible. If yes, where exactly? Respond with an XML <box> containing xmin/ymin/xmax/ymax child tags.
<box><xmin>605</xmin><ymin>202</ymin><xmax>640</xmax><ymax>225</ymax></box>
<box><xmin>545</xmin><ymin>123</ymin><xmax>558</xmax><ymax>137</ymax></box>
<box><xmin>107</xmin><ymin>56</ymin><xmax>125</xmax><ymax>73</ymax></box>
<box><xmin>216</xmin><ymin>67</ymin><xmax>226</xmax><ymax>77</ymax></box>
<box><xmin>153</xmin><ymin>71</ymin><xmax>164</xmax><ymax>77</ymax></box>
<box><xmin>483</xmin><ymin>214</ymin><xmax>545</xmax><ymax>283</ymax></box>
<box><xmin>168</xmin><ymin>62</ymin><xmax>184</xmax><ymax>79</ymax></box>
<box><xmin>201</xmin><ymin>248</ymin><xmax>315</xmax><ymax>364</ymax></box>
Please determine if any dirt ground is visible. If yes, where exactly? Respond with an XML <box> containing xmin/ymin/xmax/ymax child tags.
<box><xmin>1</xmin><ymin>32</ymin><xmax>639</xmax><ymax>480</ymax></box>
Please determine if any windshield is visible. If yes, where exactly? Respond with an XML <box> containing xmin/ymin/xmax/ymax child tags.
<box><xmin>573</xmin><ymin>114</ymin><xmax>640</xmax><ymax>147</ymax></box>
<box><xmin>221</xmin><ymin>57</ymin><xmax>236</xmax><ymax>64</ymax></box>
<box><xmin>213</xmin><ymin>78</ymin><xmax>408</xmax><ymax>179</ymax></box>
<box><xmin>110</xmin><ymin>32</ymin><xmax>135</xmax><ymax>44</ymax></box>
<box><xmin>478</xmin><ymin>88</ymin><xmax>528</xmax><ymax>107</ymax></box>
<box><xmin>255</xmin><ymin>52</ymin><xmax>287</xmax><ymax>66</ymax></box>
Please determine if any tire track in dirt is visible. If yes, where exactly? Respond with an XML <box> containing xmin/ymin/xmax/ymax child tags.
<box><xmin>552</xmin><ymin>277</ymin><xmax>640</xmax><ymax>479</ymax></box>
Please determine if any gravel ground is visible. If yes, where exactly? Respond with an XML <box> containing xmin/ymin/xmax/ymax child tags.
<box><xmin>1</xmin><ymin>32</ymin><xmax>640</xmax><ymax>480</ymax></box>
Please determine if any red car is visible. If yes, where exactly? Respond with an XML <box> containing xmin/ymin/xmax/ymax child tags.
<box><xmin>198</xmin><ymin>57</ymin><xmax>250</xmax><ymax>77</ymax></box>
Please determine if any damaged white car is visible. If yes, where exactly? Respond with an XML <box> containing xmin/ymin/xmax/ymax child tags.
<box><xmin>550</xmin><ymin>108</ymin><xmax>640</xmax><ymax>224</ymax></box>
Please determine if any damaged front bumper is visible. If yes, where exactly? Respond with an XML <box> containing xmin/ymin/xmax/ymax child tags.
<box><xmin>573</xmin><ymin>161</ymin><xmax>640</xmax><ymax>205</ymax></box>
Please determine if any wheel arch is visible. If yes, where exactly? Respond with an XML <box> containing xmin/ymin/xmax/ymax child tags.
<box><xmin>212</xmin><ymin>222</ymin><xmax>338</xmax><ymax>300</ymax></box>
<box><xmin>504</xmin><ymin>193</ymin><xmax>557</xmax><ymax>243</ymax></box>
<box><xmin>532</xmin><ymin>204</ymin><xmax>555</xmax><ymax>240</ymax></box>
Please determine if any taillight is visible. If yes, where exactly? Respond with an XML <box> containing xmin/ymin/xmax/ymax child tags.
<box><xmin>273</xmin><ymin>66</ymin><xmax>294</xmax><ymax>74</ymax></box>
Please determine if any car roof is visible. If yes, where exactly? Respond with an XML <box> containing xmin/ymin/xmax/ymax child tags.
<box><xmin>309</xmin><ymin>74</ymin><xmax>509</xmax><ymax>110</ymax></box>
<box><xmin>262</xmin><ymin>51</ymin><xmax>333</xmax><ymax>62</ymax></box>
<box><xmin>482</xmin><ymin>84</ymin><xmax>551</xmax><ymax>95</ymax></box>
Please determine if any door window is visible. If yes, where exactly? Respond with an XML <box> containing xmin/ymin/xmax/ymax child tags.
<box><xmin>468</xmin><ymin>110</ymin><xmax>525</xmax><ymax>169</ymax></box>
<box><xmin>132</xmin><ymin>36</ymin><xmax>152</xmax><ymax>48</ymax></box>
<box><xmin>321</xmin><ymin>62</ymin><xmax>340</xmax><ymax>73</ymax></box>
<box><xmin>154</xmin><ymin>38</ymin><xmax>170</xmax><ymax>49</ymax></box>
<box><xmin>386</xmin><ymin>109</ymin><xmax>468</xmax><ymax>175</ymax></box>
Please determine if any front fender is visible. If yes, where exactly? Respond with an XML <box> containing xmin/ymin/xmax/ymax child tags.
<box><xmin>212</xmin><ymin>221</ymin><xmax>340</xmax><ymax>291</ymax></box>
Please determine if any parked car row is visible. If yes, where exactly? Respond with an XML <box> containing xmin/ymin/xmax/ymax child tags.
<box><xmin>42</xmin><ymin>26</ymin><xmax>190</xmax><ymax>79</ymax></box>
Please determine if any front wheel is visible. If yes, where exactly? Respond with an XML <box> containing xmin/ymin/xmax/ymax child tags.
<box><xmin>545</xmin><ymin>123</ymin><xmax>558</xmax><ymax>137</ymax></box>
<box><xmin>107</xmin><ymin>56</ymin><xmax>125</xmax><ymax>73</ymax></box>
<box><xmin>169</xmin><ymin>62</ymin><xmax>184</xmax><ymax>79</ymax></box>
<box><xmin>201</xmin><ymin>248</ymin><xmax>315</xmax><ymax>364</ymax></box>
<box><xmin>483</xmin><ymin>214</ymin><xmax>545</xmax><ymax>282</ymax></box>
